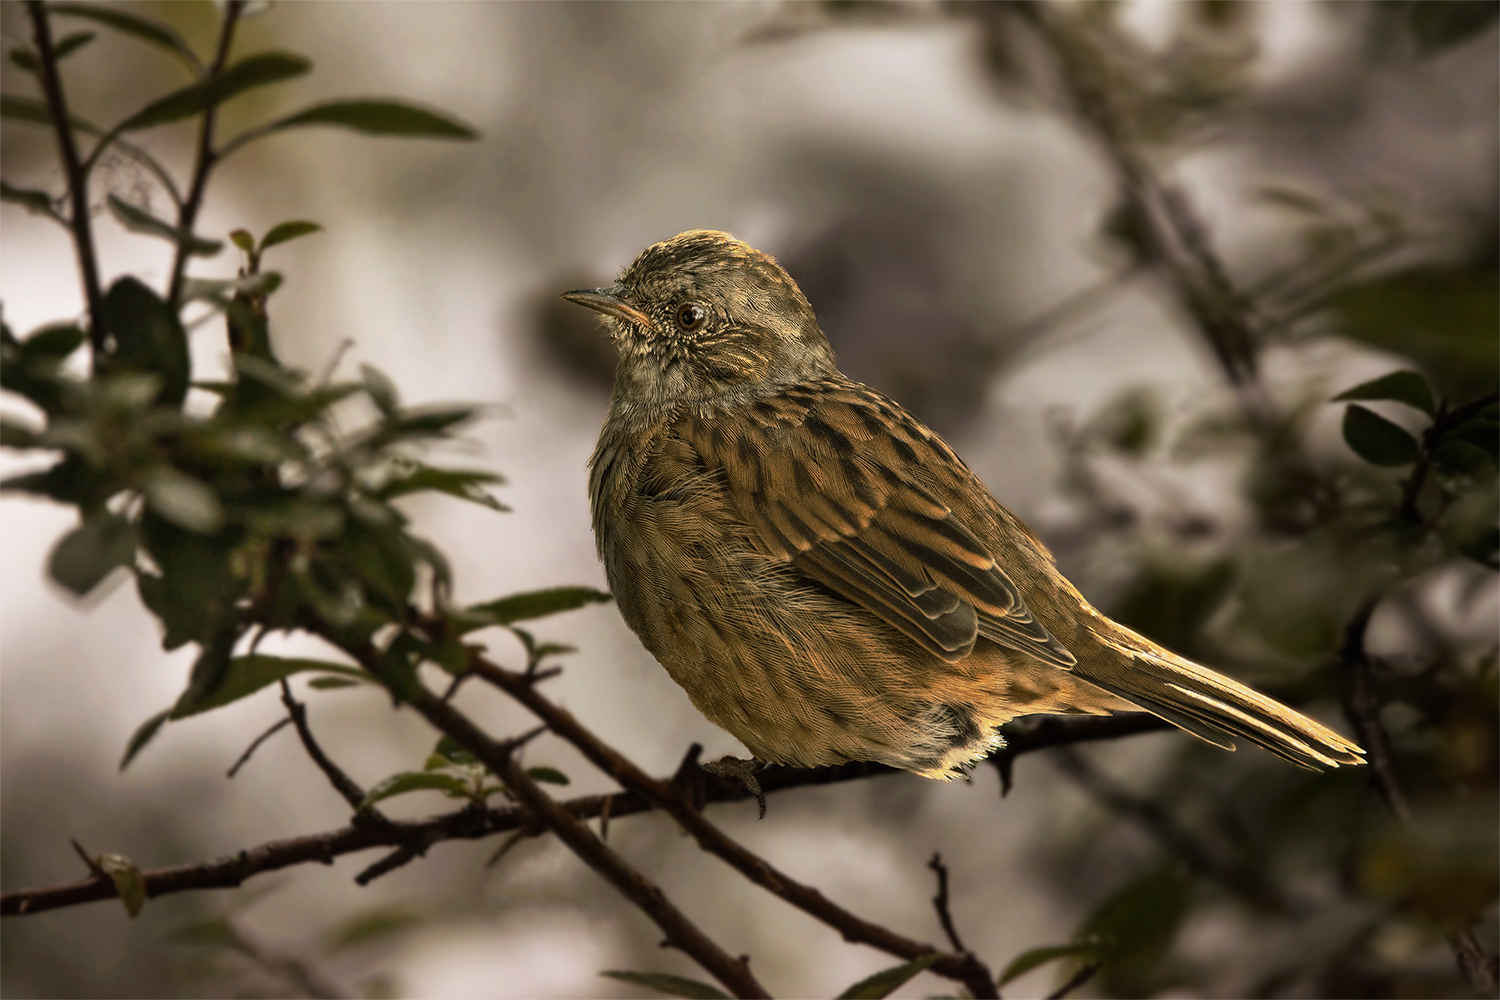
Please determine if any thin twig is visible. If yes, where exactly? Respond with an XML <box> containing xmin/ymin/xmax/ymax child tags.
<box><xmin>1046</xmin><ymin>961</ymin><xmax>1100</xmax><ymax>1000</ymax></box>
<box><xmin>3</xmin><ymin>713</ymin><xmax>1181</xmax><ymax>921</ymax></box>
<box><xmin>24</xmin><ymin>0</ymin><xmax>104</xmax><ymax>349</ymax></box>
<box><xmin>461</xmin><ymin>650</ymin><xmax>1001</xmax><ymax>1000</ymax></box>
<box><xmin>927</xmin><ymin>853</ymin><xmax>968</xmax><ymax>956</ymax></box>
<box><xmin>166</xmin><ymin>0</ymin><xmax>244</xmax><ymax>307</ymax></box>
<box><xmin>278</xmin><ymin>680</ymin><xmax>378</xmax><ymax>816</ymax></box>
<box><xmin>226</xmin><ymin>716</ymin><xmax>294</xmax><ymax>778</ymax></box>
<box><xmin>401</xmin><ymin>680</ymin><xmax>769</xmax><ymax>999</ymax></box>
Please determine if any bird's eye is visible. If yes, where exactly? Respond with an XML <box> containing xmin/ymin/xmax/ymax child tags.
<box><xmin>675</xmin><ymin>302</ymin><xmax>707</xmax><ymax>332</ymax></box>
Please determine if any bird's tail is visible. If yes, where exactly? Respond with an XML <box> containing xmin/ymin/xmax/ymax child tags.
<box><xmin>1075</xmin><ymin>625</ymin><xmax>1365</xmax><ymax>770</ymax></box>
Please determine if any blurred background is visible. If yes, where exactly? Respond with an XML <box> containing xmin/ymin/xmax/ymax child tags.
<box><xmin>2</xmin><ymin>2</ymin><xmax>1496</xmax><ymax>997</ymax></box>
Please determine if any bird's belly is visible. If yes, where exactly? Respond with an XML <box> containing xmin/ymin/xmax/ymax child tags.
<box><xmin>601</xmin><ymin>497</ymin><xmax>1025</xmax><ymax>774</ymax></box>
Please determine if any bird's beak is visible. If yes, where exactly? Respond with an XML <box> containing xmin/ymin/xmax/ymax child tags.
<box><xmin>561</xmin><ymin>286</ymin><xmax>652</xmax><ymax>329</ymax></box>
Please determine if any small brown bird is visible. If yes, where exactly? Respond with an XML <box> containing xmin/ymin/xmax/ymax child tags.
<box><xmin>566</xmin><ymin>230</ymin><xmax>1364</xmax><ymax>788</ymax></box>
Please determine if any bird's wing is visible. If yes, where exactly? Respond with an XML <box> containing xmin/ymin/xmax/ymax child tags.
<box><xmin>677</xmin><ymin>380</ymin><xmax>1075</xmax><ymax>667</ymax></box>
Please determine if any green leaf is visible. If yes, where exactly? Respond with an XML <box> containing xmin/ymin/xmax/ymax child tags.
<box><xmin>107</xmin><ymin>194</ymin><xmax>223</xmax><ymax>256</ymax></box>
<box><xmin>3</xmin><ymin>455</ymin><xmax>108</xmax><ymax>506</ymax></box>
<box><xmin>432</xmin><ymin>735</ymin><xmax>480</xmax><ymax>768</ymax></box>
<box><xmin>0</xmin><ymin>94</ymin><xmax>100</xmax><ymax>133</ymax></box>
<box><xmin>1078</xmin><ymin>868</ymin><xmax>1192</xmax><ymax>997</ymax></box>
<box><xmin>49</xmin><ymin>2</ymin><xmax>201</xmax><ymax>73</ymax></box>
<box><xmin>526</xmin><ymin>766</ymin><xmax>569</xmax><ymax>786</ymax></box>
<box><xmin>245</xmin><ymin>500</ymin><xmax>345</xmax><ymax>540</ymax></box>
<box><xmin>22</xmin><ymin>325</ymin><xmax>87</xmax><ymax>358</ymax></box>
<box><xmin>361</xmin><ymin>364</ymin><xmax>399</xmax><ymax>417</ymax></box>
<box><xmin>180</xmin><ymin>271</ymin><xmax>283</xmax><ymax>302</ymax></box>
<box><xmin>119</xmin><ymin>708</ymin><xmax>171</xmax><ymax>771</ymax></box>
<box><xmin>14</xmin><ymin>30</ymin><xmax>99</xmax><ymax>72</ymax></box>
<box><xmin>395</xmin><ymin>406</ymin><xmax>476</xmax><ymax>436</ymax></box>
<box><xmin>1331</xmin><ymin>370</ymin><xmax>1436</xmax><ymax>416</ymax></box>
<box><xmin>1434</xmin><ymin>438</ymin><xmax>1494</xmax><ymax>476</ymax></box>
<box><xmin>49</xmin><ymin>513</ymin><xmax>135</xmax><ymax>595</ymax></box>
<box><xmin>1342</xmin><ymin>404</ymin><xmax>1421</xmax><ymax>467</ymax></box>
<box><xmin>1452</xmin><ymin>421</ymin><xmax>1499</xmax><ymax>461</ymax></box>
<box><xmin>998</xmin><ymin>942</ymin><xmax>1104</xmax><ymax>986</ymax></box>
<box><xmin>251</xmin><ymin>99</ymin><xmax>478</xmax><ymax>142</ymax></box>
<box><xmin>137</xmin><ymin>514</ymin><xmax>244</xmax><ymax>648</ymax></box>
<box><xmin>229</xmin><ymin>229</ymin><xmax>255</xmax><ymax>253</ymax></box>
<box><xmin>600</xmin><ymin>971</ymin><xmax>731</xmax><ymax>1000</ymax></box>
<box><xmin>358</xmin><ymin>771</ymin><xmax>472</xmax><ymax>810</ymax></box>
<box><xmin>175</xmin><ymin>630</ymin><xmax>238</xmax><ymax>715</ymax></box>
<box><xmin>321</xmin><ymin>906</ymin><xmax>423</xmax><ymax>954</ymax></box>
<box><xmin>307</xmin><ymin>676</ymin><xmax>363</xmax><ymax>690</ymax></box>
<box><xmin>97</xmin><ymin>853</ymin><xmax>147</xmax><ymax>918</ymax></box>
<box><xmin>1331</xmin><ymin>267</ymin><xmax>1498</xmax><ymax>400</ymax></box>
<box><xmin>102</xmin><ymin>276</ymin><xmax>190</xmax><ymax>406</ymax></box>
<box><xmin>456</xmin><ymin>587</ymin><xmax>612</xmax><ymax>634</ymax></box>
<box><xmin>835</xmin><ymin>953</ymin><xmax>942</xmax><ymax>999</ymax></box>
<box><xmin>142</xmin><ymin>468</ymin><xmax>224</xmax><ymax>535</ymax></box>
<box><xmin>117</xmin><ymin>52</ymin><xmax>312</xmax><ymax>132</ymax></box>
<box><xmin>379</xmin><ymin>465</ymin><xmax>507</xmax><ymax>511</ymax></box>
<box><xmin>259</xmin><ymin>220</ymin><xmax>322</xmax><ymax>251</ymax></box>
<box><xmin>1</xmin><ymin>179</ymin><xmax>59</xmax><ymax>218</ymax></box>
<box><xmin>171</xmin><ymin>655</ymin><xmax>364</xmax><ymax>719</ymax></box>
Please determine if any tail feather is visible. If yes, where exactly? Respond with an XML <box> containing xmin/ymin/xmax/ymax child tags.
<box><xmin>1078</xmin><ymin>631</ymin><xmax>1366</xmax><ymax>771</ymax></box>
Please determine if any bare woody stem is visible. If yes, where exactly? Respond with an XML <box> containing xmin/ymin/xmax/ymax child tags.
<box><xmin>397</xmin><ymin>680</ymin><xmax>770</xmax><ymax>999</ymax></box>
<box><xmin>460</xmin><ymin>651</ymin><xmax>1001</xmax><ymax>1000</ymax></box>
<box><xmin>0</xmin><ymin>715</ymin><xmax>1164</xmax><ymax>921</ymax></box>
<box><xmin>166</xmin><ymin>0</ymin><xmax>244</xmax><ymax>307</ymax></box>
<box><xmin>24</xmin><ymin>0</ymin><xmax>104</xmax><ymax>350</ymax></box>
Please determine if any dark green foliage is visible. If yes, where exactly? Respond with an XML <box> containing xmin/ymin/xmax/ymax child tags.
<box><xmin>1341</xmin><ymin>403</ymin><xmax>1419</xmax><ymax>466</ymax></box>
<box><xmin>834</xmin><ymin>953</ymin><xmax>942</xmax><ymax>998</ymax></box>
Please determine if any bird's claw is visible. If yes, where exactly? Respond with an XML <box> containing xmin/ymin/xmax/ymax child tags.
<box><xmin>702</xmin><ymin>755</ymin><xmax>767</xmax><ymax>818</ymax></box>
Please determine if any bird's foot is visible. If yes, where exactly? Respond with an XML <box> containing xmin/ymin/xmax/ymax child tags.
<box><xmin>702</xmin><ymin>755</ymin><xmax>767</xmax><ymax>819</ymax></box>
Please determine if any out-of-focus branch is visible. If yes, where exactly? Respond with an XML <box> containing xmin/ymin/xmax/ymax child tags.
<box><xmin>24</xmin><ymin>0</ymin><xmax>104</xmax><ymax>347</ymax></box>
<box><xmin>1055</xmin><ymin>748</ymin><xmax>1289</xmax><ymax>912</ymax></box>
<box><xmin>166</xmin><ymin>0</ymin><xmax>243</xmax><ymax>306</ymax></box>
<box><xmin>1339</xmin><ymin>602</ymin><xmax>1498</xmax><ymax>996</ymax></box>
<box><xmin>1002</xmin><ymin>2</ymin><xmax>1269</xmax><ymax>406</ymax></box>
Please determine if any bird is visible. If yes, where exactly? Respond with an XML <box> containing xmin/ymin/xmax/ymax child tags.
<box><xmin>564</xmin><ymin>229</ymin><xmax>1365</xmax><ymax>797</ymax></box>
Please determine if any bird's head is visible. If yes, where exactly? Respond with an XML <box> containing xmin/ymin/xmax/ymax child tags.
<box><xmin>563</xmin><ymin>230</ymin><xmax>836</xmax><ymax>412</ymax></box>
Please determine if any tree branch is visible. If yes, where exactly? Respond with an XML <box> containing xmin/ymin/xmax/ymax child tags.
<box><xmin>1338</xmin><ymin>601</ymin><xmax>1498</xmax><ymax>995</ymax></box>
<box><xmin>166</xmin><ymin>0</ymin><xmax>243</xmax><ymax>307</ymax></box>
<box><xmin>461</xmin><ymin>652</ymin><xmax>1000</xmax><ymax>999</ymax></box>
<box><xmin>398</xmin><ymin>678</ymin><xmax>769</xmax><ymax>999</ymax></box>
<box><xmin>24</xmin><ymin>0</ymin><xmax>104</xmax><ymax>348</ymax></box>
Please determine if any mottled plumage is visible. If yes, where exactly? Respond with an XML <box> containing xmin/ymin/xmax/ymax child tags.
<box><xmin>567</xmin><ymin>230</ymin><xmax>1365</xmax><ymax>779</ymax></box>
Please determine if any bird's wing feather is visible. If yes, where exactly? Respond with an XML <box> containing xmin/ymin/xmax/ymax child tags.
<box><xmin>678</xmin><ymin>380</ymin><xmax>1075</xmax><ymax>667</ymax></box>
